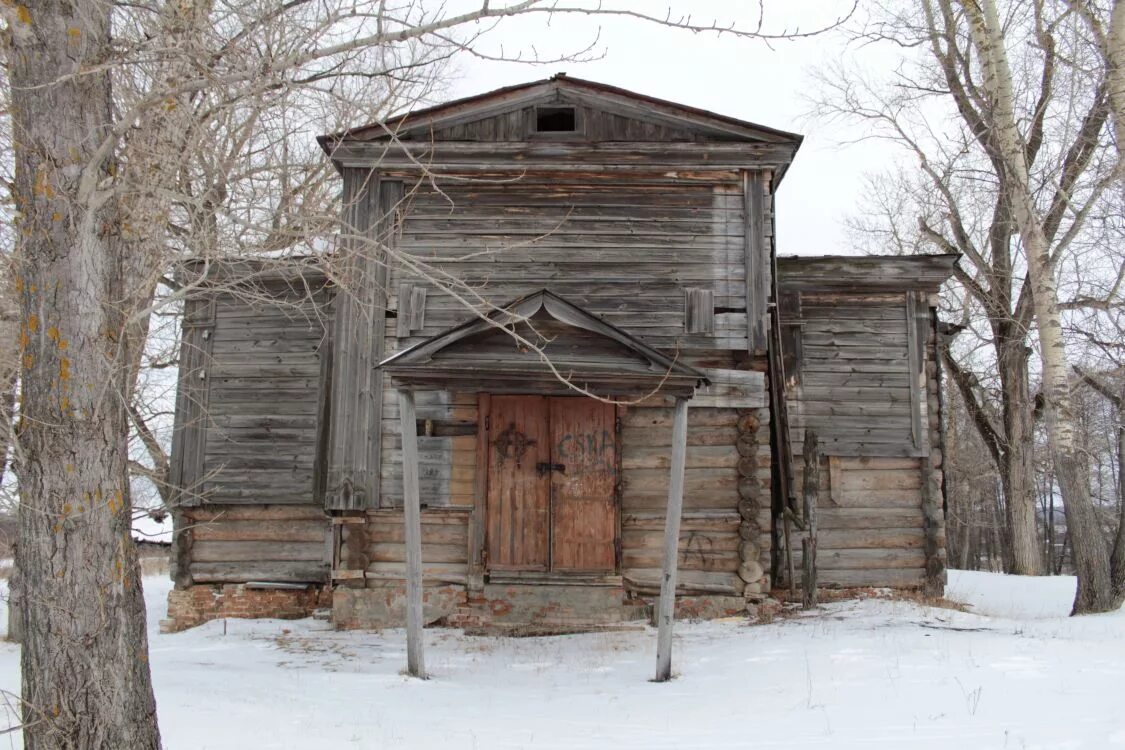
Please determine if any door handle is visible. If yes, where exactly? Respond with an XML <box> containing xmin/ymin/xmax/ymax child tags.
<box><xmin>536</xmin><ymin>462</ymin><xmax>566</xmax><ymax>477</ymax></box>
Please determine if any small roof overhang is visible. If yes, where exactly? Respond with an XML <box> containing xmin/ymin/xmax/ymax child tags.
<box><xmin>777</xmin><ymin>253</ymin><xmax>960</xmax><ymax>294</ymax></box>
<box><xmin>378</xmin><ymin>289</ymin><xmax>710</xmax><ymax>398</ymax></box>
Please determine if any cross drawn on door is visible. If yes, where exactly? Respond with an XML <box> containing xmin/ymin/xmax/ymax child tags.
<box><xmin>485</xmin><ymin>395</ymin><xmax>617</xmax><ymax>574</ymax></box>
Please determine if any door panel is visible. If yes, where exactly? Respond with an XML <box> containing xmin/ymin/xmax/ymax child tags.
<box><xmin>487</xmin><ymin>396</ymin><xmax>551</xmax><ymax>570</ymax></box>
<box><xmin>549</xmin><ymin>398</ymin><xmax>617</xmax><ymax>572</ymax></box>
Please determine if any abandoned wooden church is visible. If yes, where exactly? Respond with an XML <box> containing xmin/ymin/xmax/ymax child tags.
<box><xmin>165</xmin><ymin>76</ymin><xmax>954</xmax><ymax>673</ymax></box>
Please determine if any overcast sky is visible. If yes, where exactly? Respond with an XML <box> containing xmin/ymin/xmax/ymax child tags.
<box><xmin>439</xmin><ymin>0</ymin><xmax>887</xmax><ymax>257</ymax></box>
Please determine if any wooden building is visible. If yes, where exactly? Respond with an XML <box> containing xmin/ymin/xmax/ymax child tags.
<box><xmin>164</xmin><ymin>77</ymin><xmax>955</xmax><ymax>670</ymax></box>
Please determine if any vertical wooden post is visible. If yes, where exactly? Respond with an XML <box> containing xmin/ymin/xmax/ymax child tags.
<box><xmin>655</xmin><ymin>397</ymin><xmax>689</xmax><ymax>682</ymax></box>
<box><xmin>398</xmin><ymin>388</ymin><xmax>426</xmax><ymax>678</ymax></box>
<box><xmin>801</xmin><ymin>430</ymin><xmax>819</xmax><ymax>609</ymax></box>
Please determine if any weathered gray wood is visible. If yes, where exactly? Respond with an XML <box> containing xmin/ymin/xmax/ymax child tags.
<box><xmin>655</xmin><ymin>397</ymin><xmax>689</xmax><ymax>683</ymax></box>
<box><xmin>802</xmin><ymin>430</ymin><xmax>819</xmax><ymax>609</ymax></box>
<box><xmin>326</xmin><ymin>175</ymin><xmax>401</xmax><ymax>510</ymax></box>
<box><xmin>905</xmin><ymin>292</ymin><xmax>924</xmax><ymax>450</ymax></box>
<box><xmin>744</xmin><ymin>170</ymin><xmax>769</xmax><ymax>353</ymax></box>
<box><xmin>684</xmin><ymin>288</ymin><xmax>714</xmax><ymax>334</ymax></box>
<box><xmin>398</xmin><ymin>389</ymin><xmax>426</xmax><ymax>679</ymax></box>
<box><xmin>172</xmin><ymin>297</ymin><xmax>215</xmax><ymax>506</ymax></box>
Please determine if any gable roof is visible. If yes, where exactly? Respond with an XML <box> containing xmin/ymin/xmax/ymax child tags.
<box><xmin>319</xmin><ymin>73</ymin><xmax>803</xmax><ymax>149</ymax></box>
<box><xmin>378</xmin><ymin>289</ymin><xmax>709</xmax><ymax>396</ymax></box>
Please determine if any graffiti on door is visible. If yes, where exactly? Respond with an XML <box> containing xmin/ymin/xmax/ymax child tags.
<box><xmin>555</xmin><ymin>429</ymin><xmax>616</xmax><ymax>475</ymax></box>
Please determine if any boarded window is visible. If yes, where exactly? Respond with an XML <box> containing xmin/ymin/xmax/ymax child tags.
<box><xmin>684</xmin><ymin>287</ymin><xmax>715</xmax><ymax>334</ymax></box>
<box><xmin>396</xmin><ymin>283</ymin><xmax>427</xmax><ymax>337</ymax></box>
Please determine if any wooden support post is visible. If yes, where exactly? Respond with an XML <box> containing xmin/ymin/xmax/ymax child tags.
<box><xmin>801</xmin><ymin>430</ymin><xmax>819</xmax><ymax>609</ymax></box>
<box><xmin>655</xmin><ymin>397</ymin><xmax>689</xmax><ymax>683</ymax></box>
<box><xmin>398</xmin><ymin>389</ymin><xmax>426</xmax><ymax>679</ymax></box>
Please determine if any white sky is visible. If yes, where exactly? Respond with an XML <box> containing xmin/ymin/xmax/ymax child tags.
<box><xmin>440</xmin><ymin>1</ymin><xmax>889</xmax><ymax>257</ymax></box>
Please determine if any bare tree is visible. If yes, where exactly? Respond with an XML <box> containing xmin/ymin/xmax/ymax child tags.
<box><xmin>813</xmin><ymin>1</ymin><xmax>1124</xmax><ymax>605</ymax></box>
<box><xmin>4</xmin><ymin>2</ymin><xmax>163</xmax><ymax>746</ymax></box>
<box><xmin>1</xmin><ymin>1</ymin><xmax>857</xmax><ymax>744</ymax></box>
<box><xmin>956</xmin><ymin>0</ymin><xmax>1121</xmax><ymax>613</ymax></box>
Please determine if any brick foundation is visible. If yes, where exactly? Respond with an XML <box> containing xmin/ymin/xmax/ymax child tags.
<box><xmin>162</xmin><ymin>584</ymin><xmax>332</xmax><ymax>632</ymax></box>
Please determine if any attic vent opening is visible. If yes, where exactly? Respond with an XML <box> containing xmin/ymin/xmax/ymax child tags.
<box><xmin>535</xmin><ymin>106</ymin><xmax>577</xmax><ymax>132</ymax></box>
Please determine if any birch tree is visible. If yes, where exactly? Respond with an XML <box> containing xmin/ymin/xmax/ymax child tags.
<box><xmin>957</xmin><ymin>0</ymin><xmax>1119</xmax><ymax>613</ymax></box>
<box><xmin>814</xmin><ymin>0</ymin><xmax>1124</xmax><ymax>607</ymax></box>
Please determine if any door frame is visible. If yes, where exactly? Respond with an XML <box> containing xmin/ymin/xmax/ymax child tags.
<box><xmin>478</xmin><ymin>392</ymin><xmax>622</xmax><ymax>580</ymax></box>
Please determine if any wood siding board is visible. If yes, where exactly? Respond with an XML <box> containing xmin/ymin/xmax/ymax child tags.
<box><xmin>549</xmin><ymin>398</ymin><xmax>617</xmax><ymax>572</ymax></box>
<box><xmin>744</xmin><ymin>171</ymin><xmax>766</xmax><ymax>353</ymax></box>
<box><xmin>486</xmin><ymin>396</ymin><xmax>551</xmax><ymax>570</ymax></box>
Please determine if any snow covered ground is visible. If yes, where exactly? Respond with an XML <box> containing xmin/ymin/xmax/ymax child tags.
<box><xmin>0</xmin><ymin>570</ymin><xmax>1121</xmax><ymax>749</ymax></box>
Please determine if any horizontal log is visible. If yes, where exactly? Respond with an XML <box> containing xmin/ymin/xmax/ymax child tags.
<box><xmin>186</xmin><ymin>505</ymin><xmax>325</xmax><ymax>522</ymax></box>
<box><xmin>191</xmin><ymin>540</ymin><xmax>325</xmax><ymax>563</ymax></box>
<box><xmin>621</xmin><ymin>407</ymin><xmax>738</xmax><ymax>428</ymax></box>
<box><xmin>818</xmin><ymin>568</ymin><xmax>926</xmax><ymax>588</ymax></box>
<box><xmin>190</xmin><ymin>561</ymin><xmax>328</xmax><ymax>584</ymax></box>
<box><xmin>191</xmin><ymin>519</ymin><xmax>327</xmax><ymax>543</ymax></box>
<box><xmin>365</xmin><ymin>561</ymin><xmax>468</xmax><ymax>585</ymax></box>
<box><xmin>621</xmin><ymin>444</ymin><xmax>739</xmax><ymax>470</ymax></box>
<box><xmin>815</xmin><ymin>528</ymin><xmax>925</xmax><ymax>550</ymax></box>
<box><xmin>622</xmin><ymin>569</ymin><xmax>744</xmax><ymax>596</ymax></box>
<box><xmin>622</xmin><ymin>550</ymin><xmax>739</xmax><ymax>572</ymax></box>
<box><xmin>796</xmin><ymin>547</ymin><xmax>925</xmax><ymax>570</ymax></box>
<box><xmin>369</xmin><ymin>542</ymin><xmax>467</xmax><ymax>564</ymax></box>
<box><xmin>816</xmin><ymin>507</ymin><xmax>922</xmax><ymax>529</ymax></box>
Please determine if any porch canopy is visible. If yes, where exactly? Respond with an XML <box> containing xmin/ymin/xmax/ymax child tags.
<box><xmin>377</xmin><ymin>289</ymin><xmax>709</xmax><ymax>397</ymax></box>
<box><xmin>375</xmin><ymin>289</ymin><xmax>707</xmax><ymax>682</ymax></box>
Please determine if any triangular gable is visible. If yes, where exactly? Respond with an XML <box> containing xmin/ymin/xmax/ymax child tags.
<box><xmin>319</xmin><ymin>74</ymin><xmax>802</xmax><ymax>148</ymax></box>
<box><xmin>378</xmin><ymin>290</ymin><xmax>709</xmax><ymax>396</ymax></box>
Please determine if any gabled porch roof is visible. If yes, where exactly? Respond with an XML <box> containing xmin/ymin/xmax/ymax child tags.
<box><xmin>377</xmin><ymin>289</ymin><xmax>709</xmax><ymax>398</ymax></box>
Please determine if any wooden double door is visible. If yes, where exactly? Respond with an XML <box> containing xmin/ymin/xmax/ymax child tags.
<box><xmin>486</xmin><ymin>396</ymin><xmax>617</xmax><ymax>574</ymax></box>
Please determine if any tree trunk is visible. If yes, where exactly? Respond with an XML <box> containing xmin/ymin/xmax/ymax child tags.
<box><xmin>962</xmin><ymin>0</ymin><xmax>1117</xmax><ymax>613</ymax></box>
<box><xmin>6</xmin><ymin>2</ymin><xmax>162</xmax><ymax>747</ymax></box>
<box><xmin>996</xmin><ymin>340</ymin><xmax>1042</xmax><ymax>575</ymax></box>
<box><xmin>1106</xmin><ymin>1</ymin><xmax>1125</xmax><ymax>162</ymax></box>
<box><xmin>1109</xmin><ymin>398</ymin><xmax>1125</xmax><ymax>593</ymax></box>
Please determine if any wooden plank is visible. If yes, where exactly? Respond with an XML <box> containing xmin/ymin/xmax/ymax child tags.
<box><xmin>486</xmin><ymin>396</ymin><xmax>551</xmax><ymax>570</ymax></box>
<box><xmin>655</xmin><ymin>397</ymin><xmax>689</xmax><ymax>683</ymax></box>
<box><xmin>190</xmin><ymin>520</ymin><xmax>327</xmax><ymax>543</ymax></box>
<box><xmin>191</xmin><ymin>541</ymin><xmax>325</xmax><ymax>563</ymax></box>
<box><xmin>398</xmin><ymin>389</ymin><xmax>426</xmax><ymax>679</ymax></box>
<box><xmin>906</xmin><ymin>292</ymin><xmax>924</xmax><ymax>450</ymax></box>
<box><xmin>549</xmin><ymin>397</ymin><xmax>617</xmax><ymax>573</ymax></box>
<box><xmin>744</xmin><ymin>170</ymin><xmax>768</xmax><ymax>352</ymax></box>
<box><xmin>802</xmin><ymin>430</ymin><xmax>819</xmax><ymax>608</ymax></box>
<box><xmin>190</xmin><ymin>561</ymin><xmax>327</xmax><ymax>583</ymax></box>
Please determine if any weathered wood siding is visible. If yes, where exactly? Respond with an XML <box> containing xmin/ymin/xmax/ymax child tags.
<box><xmin>388</xmin><ymin>175</ymin><xmax>753</xmax><ymax>351</ymax></box>
<box><xmin>375</xmin><ymin>172</ymin><xmax>773</xmax><ymax>514</ymax></box>
<box><xmin>780</xmin><ymin>284</ymin><xmax>946</xmax><ymax>590</ymax></box>
<box><xmin>407</xmin><ymin>103</ymin><xmax>735</xmax><ymax>143</ymax></box>
<box><xmin>786</xmin><ymin>292</ymin><xmax>928</xmax><ymax>458</ymax></box>
<box><xmin>169</xmin><ymin>277</ymin><xmax>334</xmax><ymax>586</ymax></box>
<box><xmin>362</xmin><ymin>509</ymin><xmax>471</xmax><ymax>585</ymax></box>
<box><xmin>173</xmin><ymin>281</ymin><xmax>332</xmax><ymax>505</ymax></box>
<box><xmin>324</xmin><ymin>173</ymin><xmax>401</xmax><ymax>510</ymax></box>
<box><xmin>179</xmin><ymin>506</ymin><xmax>330</xmax><ymax>584</ymax></box>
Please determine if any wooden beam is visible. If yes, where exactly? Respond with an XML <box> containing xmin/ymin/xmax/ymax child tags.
<box><xmin>398</xmin><ymin>389</ymin><xmax>426</xmax><ymax>679</ymax></box>
<box><xmin>801</xmin><ymin>430</ymin><xmax>819</xmax><ymax>610</ymax></box>
<box><xmin>654</xmin><ymin>396</ymin><xmax>689</xmax><ymax>683</ymax></box>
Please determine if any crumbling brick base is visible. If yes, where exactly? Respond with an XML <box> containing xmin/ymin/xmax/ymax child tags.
<box><xmin>162</xmin><ymin>584</ymin><xmax>332</xmax><ymax>632</ymax></box>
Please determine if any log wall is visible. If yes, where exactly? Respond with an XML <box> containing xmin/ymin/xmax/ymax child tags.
<box><xmin>780</xmin><ymin>285</ymin><xmax>947</xmax><ymax>592</ymax></box>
